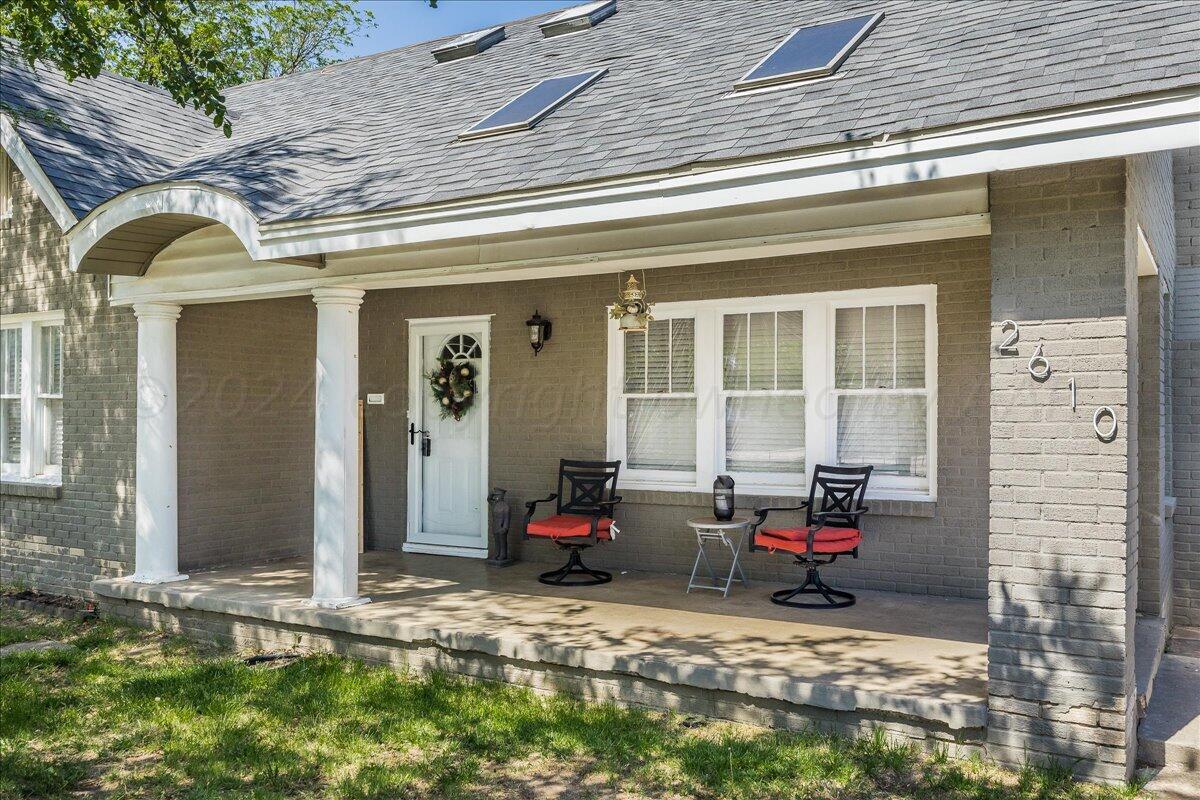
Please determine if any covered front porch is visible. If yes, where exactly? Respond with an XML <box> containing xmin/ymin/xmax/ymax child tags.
<box><xmin>92</xmin><ymin>550</ymin><xmax>988</xmax><ymax>748</ymax></box>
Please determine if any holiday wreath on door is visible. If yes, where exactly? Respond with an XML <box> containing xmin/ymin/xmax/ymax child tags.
<box><xmin>428</xmin><ymin>333</ymin><xmax>481</xmax><ymax>421</ymax></box>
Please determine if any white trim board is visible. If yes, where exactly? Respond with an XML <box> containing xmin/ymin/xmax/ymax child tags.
<box><xmin>109</xmin><ymin>212</ymin><xmax>990</xmax><ymax>306</ymax></box>
<box><xmin>0</xmin><ymin>116</ymin><xmax>77</xmax><ymax>231</ymax></box>
<box><xmin>72</xmin><ymin>88</ymin><xmax>1198</xmax><ymax>277</ymax></box>
<box><xmin>400</xmin><ymin>542</ymin><xmax>488</xmax><ymax>559</ymax></box>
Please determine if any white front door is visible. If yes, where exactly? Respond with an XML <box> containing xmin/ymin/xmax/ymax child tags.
<box><xmin>405</xmin><ymin>317</ymin><xmax>490</xmax><ymax>557</ymax></box>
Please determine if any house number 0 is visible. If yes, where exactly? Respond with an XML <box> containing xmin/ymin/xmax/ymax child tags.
<box><xmin>997</xmin><ymin>320</ymin><xmax>1116</xmax><ymax>442</ymax></box>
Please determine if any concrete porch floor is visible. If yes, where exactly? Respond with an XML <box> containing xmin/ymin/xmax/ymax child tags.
<box><xmin>93</xmin><ymin>550</ymin><xmax>988</xmax><ymax>731</ymax></box>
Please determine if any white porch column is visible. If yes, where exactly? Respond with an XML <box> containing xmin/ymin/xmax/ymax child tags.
<box><xmin>310</xmin><ymin>287</ymin><xmax>370</xmax><ymax>609</ymax></box>
<box><xmin>130</xmin><ymin>302</ymin><xmax>187</xmax><ymax>584</ymax></box>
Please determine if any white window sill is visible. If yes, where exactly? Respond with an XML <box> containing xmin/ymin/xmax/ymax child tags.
<box><xmin>620</xmin><ymin>479</ymin><xmax>932</xmax><ymax>501</ymax></box>
<box><xmin>618</xmin><ymin>485</ymin><xmax>936</xmax><ymax>518</ymax></box>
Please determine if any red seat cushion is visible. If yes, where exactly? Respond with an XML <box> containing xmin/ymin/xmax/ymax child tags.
<box><xmin>526</xmin><ymin>514</ymin><xmax>614</xmax><ymax>540</ymax></box>
<box><xmin>756</xmin><ymin>525</ymin><xmax>861</xmax><ymax>555</ymax></box>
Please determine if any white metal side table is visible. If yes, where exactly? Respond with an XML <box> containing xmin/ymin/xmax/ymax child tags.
<box><xmin>686</xmin><ymin>515</ymin><xmax>751</xmax><ymax>597</ymax></box>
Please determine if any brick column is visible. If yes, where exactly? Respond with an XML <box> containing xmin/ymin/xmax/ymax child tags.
<box><xmin>986</xmin><ymin>160</ymin><xmax>1137</xmax><ymax>783</ymax></box>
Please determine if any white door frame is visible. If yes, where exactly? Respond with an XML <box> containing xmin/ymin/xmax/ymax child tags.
<box><xmin>404</xmin><ymin>314</ymin><xmax>491</xmax><ymax>558</ymax></box>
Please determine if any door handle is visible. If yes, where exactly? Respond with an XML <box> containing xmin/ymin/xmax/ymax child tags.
<box><xmin>409</xmin><ymin>423</ymin><xmax>432</xmax><ymax>456</ymax></box>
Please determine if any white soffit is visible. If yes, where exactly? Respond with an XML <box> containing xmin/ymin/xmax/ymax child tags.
<box><xmin>108</xmin><ymin>174</ymin><xmax>988</xmax><ymax>305</ymax></box>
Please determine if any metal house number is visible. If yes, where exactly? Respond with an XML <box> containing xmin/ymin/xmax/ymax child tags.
<box><xmin>998</xmin><ymin>320</ymin><xmax>1116</xmax><ymax>442</ymax></box>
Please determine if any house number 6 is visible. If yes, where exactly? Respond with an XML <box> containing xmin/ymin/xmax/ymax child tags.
<box><xmin>1027</xmin><ymin>342</ymin><xmax>1051</xmax><ymax>381</ymax></box>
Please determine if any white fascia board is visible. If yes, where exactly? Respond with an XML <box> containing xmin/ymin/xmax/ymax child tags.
<box><xmin>253</xmin><ymin>89</ymin><xmax>1199</xmax><ymax>260</ymax></box>
<box><xmin>106</xmin><ymin>212</ymin><xmax>989</xmax><ymax>306</ymax></box>
<box><xmin>0</xmin><ymin>115</ymin><xmax>78</xmax><ymax>231</ymax></box>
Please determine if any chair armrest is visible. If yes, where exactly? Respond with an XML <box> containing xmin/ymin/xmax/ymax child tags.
<box><xmin>810</xmin><ymin>507</ymin><xmax>868</xmax><ymax>526</ymax></box>
<box><xmin>524</xmin><ymin>494</ymin><xmax>558</xmax><ymax>514</ymax></box>
<box><xmin>748</xmin><ymin>502</ymin><xmax>809</xmax><ymax>551</ymax></box>
<box><xmin>593</xmin><ymin>496</ymin><xmax>623</xmax><ymax>512</ymax></box>
<box><xmin>522</xmin><ymin>494</ymin><xmax>558</xmax><ymax>539</ymax></box>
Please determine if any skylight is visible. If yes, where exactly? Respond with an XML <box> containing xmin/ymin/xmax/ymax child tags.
<box><xmin>539</xmin><ymin>0</ymin><xmax>617</xmax><ymax>38</ymax></box>
<box><xmin>735</xmin><ymin>12</ymin><xmax>883</xmax><ymax>91</ymax></box>
<box><xmin>432</xmin><ymin>25</ymin><xmax>505</xmax><ymax>62</ymax></box>
<box><xmin>459</xmin><ymin>68</ymin><xmax>607</xmax><ymax>141</ymax></box>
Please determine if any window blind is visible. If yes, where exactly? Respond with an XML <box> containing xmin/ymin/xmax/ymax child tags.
<box><xmin>39</xmin><ymin>325</ymin><xmax>62</xmax><ymax>396</ymax></box>
<box><xmin>834</xmin><ymin>304</ymin><xmax>927</xmax><ymax>477</ymax></box>
<box><xmin>0</xmin><ymin>329</ymin><xmax>20</xmax><ymax>465</ymax></box>
<box><xmin>722</xmin><ymin>310</ymin><xmax>804</xmax><ymax>477</ymax></box>
<box><xmin>624</xmin><ymin>318</ymin><xmax>696</xmax><ymax>471</ymax></box>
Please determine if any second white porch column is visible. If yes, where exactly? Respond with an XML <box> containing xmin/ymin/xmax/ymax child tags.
<box><xmin>131</xmin><ymin>302</ymin><xmax>187</xmax><ymax>584</ymax></box>
<box><xmin>310</xmin><ymin>287</ymin><xmax>370</xmax><ymax>608</ymax></box>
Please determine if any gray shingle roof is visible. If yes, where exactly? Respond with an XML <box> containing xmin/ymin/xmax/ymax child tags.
<box><xmin>3</xmin><ymin>0</ymin><xmax>1198</xmax><ymax>225</ymax></box>
<box><xmin>0</xmin><ymin>48</ymin><xmax>218</xmax><ymax>220</ymax></box>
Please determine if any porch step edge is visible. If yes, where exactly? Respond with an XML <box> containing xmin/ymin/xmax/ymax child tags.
<box><xmin>91</xmin><ymin>576</ymin><xmax>987</xmax><ymax>731</ymax></box>
<box><xmin>1137</xmin><ymin>653</ymin><xmax>1200</xmax><ymax>771</ymax></box>
<box><xmin>1135</xmin><ymin>615</ymin><xmax>1168</xmax><ymax>714</ymax></box>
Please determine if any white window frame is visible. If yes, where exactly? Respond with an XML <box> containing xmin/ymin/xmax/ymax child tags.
<box><xmin>0</xmin><ymin>150</ymin><xmax>11</xmax><ymax>221</ymax></box>
<box><xmin>1</xmin><ymin>310</ymin><xmax>65</xmax><ymax>483</ymax></box>
<box><xmin>606</xmin><ymin>285</ymin><xmax>937</xmax><ymax>500</ymax></box>
<box><xmin>612</xmin><ymin>312</ymin><xmax>703</xmax><ymax>486</ymax></box>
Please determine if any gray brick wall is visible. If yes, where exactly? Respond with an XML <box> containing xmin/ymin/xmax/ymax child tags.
<box><xmin>1173</xmin><ymin>146</ymin><xmax>1200</xmax><ymax>627</ymax></box>
<box><xmin>0</xmin><ymin>163</ymin><xmax>137</xmax><ymax>597</ymax></box>
<box><xmin>176</xmin><ymin>298</ymin><xmax>315</xmax><ymax>570</ymax></box>
<box><xmin>360</xmin><ymin>237</ymin><xmax>992</xmax><ymax>598</ymax></box>
<box><xmin>1131</xmin><ymin>151</ymin><xmax>1176</xmax><ymax>619</ymax></box>
<box><xmin>986</xmin><ymin>159</ymin><xmax>1137</xmax><ymax>783</ymax></box>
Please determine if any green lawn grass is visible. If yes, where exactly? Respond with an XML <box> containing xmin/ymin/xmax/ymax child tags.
<box><xmin>0</xmin><ymin>605</ymin><xmax>1145</xmax><ymax>800</ymax></box>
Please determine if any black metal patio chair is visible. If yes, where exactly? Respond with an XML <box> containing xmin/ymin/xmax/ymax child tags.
<box><xmin>523</xmin><ymin>459</ymin><xmax>622</xmax><ymax>586</ymax></box>
<box><xmin>749</xmin><ymin>464</ymin><xmax>873</xmax><ymax>609</ymax></box>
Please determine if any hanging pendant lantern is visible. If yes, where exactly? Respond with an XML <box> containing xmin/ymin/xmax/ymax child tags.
<box><xmin>607</xmin><ymin>272</ymin><xmax>654</xmax><ymax>332</ymax></box>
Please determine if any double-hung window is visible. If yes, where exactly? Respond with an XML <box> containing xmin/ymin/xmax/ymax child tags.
<box><xmin>607</xmin><ymin>285</ymin><xmax>936</xmax><ymax>499</ymax></box>
<box><xmin>831</xmin><ymin>301</ymin><xmax>930</xmax><ymax>491</ymax></box>
<box><xmin>1</xmin><ymin>311</ymin><xmax>65</xmax><ymax>482</ymax></box>
<box><xmin>721</xmin><ymin>310</ymin><xmax>806</xmax><ymax>484</ymax></box>
<box><xmin>619</xmin><ymin>316</ymin><xmax>697</xmax><ymax>480</ymax></box>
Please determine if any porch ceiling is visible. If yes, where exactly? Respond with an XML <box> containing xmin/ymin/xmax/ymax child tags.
<box><xmin>92</xmin><ymin>550</ymin><xmax>988</xmax><ymax>730</ymax></box>
<box><xmin>76</xmin><ymin>213</ymin><xmax>214</xmax><ymax>276</ymax></box>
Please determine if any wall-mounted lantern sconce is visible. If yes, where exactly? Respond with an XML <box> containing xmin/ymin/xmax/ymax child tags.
<box><xmin>526</xmin><ymin>310</ymin><xmax>551</xmax><ymax>356</ymax></box>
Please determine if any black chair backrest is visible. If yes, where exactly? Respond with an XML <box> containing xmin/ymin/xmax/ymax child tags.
<box><xmin>806</xmin><ymin>464</ymin><xmax>872</xmax><ymax>528</ymax></box>
<box><xmin>557</xmin><ymin>459</ymin><xmax>621</xmax><ymax>516</ymax></box>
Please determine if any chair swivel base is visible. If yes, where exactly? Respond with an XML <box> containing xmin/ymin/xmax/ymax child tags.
<box><xmin>770</xmin><ymin>566</ymin><xmax>855</xmax><ymax>609</ymax></box>
<box><xmin>538</xmin><ymin>546</ymin><xmax>612</xmax><ymax>586</ymax></box>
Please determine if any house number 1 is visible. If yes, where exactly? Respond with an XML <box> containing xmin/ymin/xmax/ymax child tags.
<box><xmin>997</xmin><ymin>320</ymin><xmax>1115</xmax><ymax>442</ymax></box>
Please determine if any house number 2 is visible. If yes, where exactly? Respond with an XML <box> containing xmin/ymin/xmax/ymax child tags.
<box><xmin>997</xmin><ymin>320</ymin><xmax>1116</xmax><ymax>442</ymax></box>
